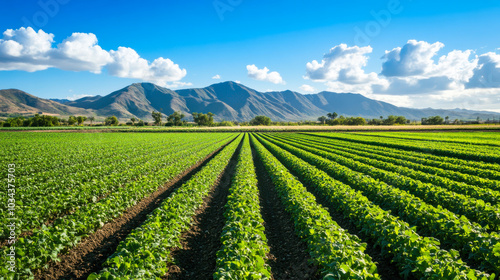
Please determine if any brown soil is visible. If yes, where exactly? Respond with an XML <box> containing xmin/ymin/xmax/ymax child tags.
<box><xmin>33</xmin><ymin>139</ymin><xmax>234</xmax><ymax>280</ymax></box>
<box><xmin>164</xmin><ymin>139</ymin><xmax>242</xmax><ymax>280</ymax></box>
<box><xmin>252</xmin><ymin>144</ymin><xmax>319</xmax><ymax>280</ymax></box>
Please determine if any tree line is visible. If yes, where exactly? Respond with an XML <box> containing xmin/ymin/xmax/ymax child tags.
<box><xmin>0</xmin><ymin>110</ymin><xmax>489</xmax><ymax>128</ymax></box>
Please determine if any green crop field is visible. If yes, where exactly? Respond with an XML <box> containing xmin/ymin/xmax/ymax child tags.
<box><xmin>1</xmin><ymin>131</ymin><xmax>500</xmax><ymax>279</ymax></box>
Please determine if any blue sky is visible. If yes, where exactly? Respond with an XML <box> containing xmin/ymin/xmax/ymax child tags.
<box><xmin>1</xmin><ymin>0</ymin><xmax>500</xmax><ymax>111</ymax></box>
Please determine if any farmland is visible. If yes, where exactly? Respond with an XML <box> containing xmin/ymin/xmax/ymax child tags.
<box><xmin>1</xmin><ymin>131</ymin><xmax>500</xmax><ymax>279</ymax></box>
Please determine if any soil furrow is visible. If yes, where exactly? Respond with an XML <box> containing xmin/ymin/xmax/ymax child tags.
<box><xmin>252</xmin><ymin>143</ymin><xmax>319</xmax><ymax>280</ymax></box>
<box><xmin>34</xmin><ymin>138</ymin><xmax>235</xmax><ymax>280</ymax></box>
<box><xmin>164</xmin><ymin>138</ymin><xmax>243</xmax><ymax>280</ymax></box>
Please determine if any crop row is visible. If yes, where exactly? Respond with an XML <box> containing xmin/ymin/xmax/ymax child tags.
<box><xmin>308</xmin><ymin>132</ymin><xmax>500</xmax><ymax>166</ymax></box>
<box><xmin>270</xmin><ymin>133</ymin><xmax>500</xmax><ymax>230</ymax></box>
<box><xmin>0</xmin><ymin>134</ymin><xmax>232</xmax><ymax>241</ymax></box>
<box><xmin>251</xmin><ymin>134</ymin><xmax>380</xmax><ymax>279</ymax></box>
<box><xmin>346</xmin><ymin>132</ymin><xmax>500</xmax><ymax>159</ymax></box>
<box><xmin>8</xmin><ymin>134</ymin><xmax>186</xmax><ymax>187</ymax></box>
<box><xmin>214</xmin><ymin>135</ymin><xmax>272</xmax><ymax>279</ymax></box>
<box><xmin>253</xmin><ymin>133</ymin><xmax>493</xmax><ymax>279</ymax></box>
<box><xmin>0</xmin><ymin>133</ymin><xmax>134</xmax><ymax>177</ymax></box>
<box><xmin>259</xmin><ymin>133</ymin><xmax>500</xmax><ymax>275</ymax></box>
<box><xmin>0</xmin><ymin>134</ymin><xmax>238</xmax><ymax>279</ymax></box>
<box><xmin>290</xmin><ymin>133</ymin><xmax>500</xmax><ymax>194</ymax></box>
<box><xmin>316</xmin><ymin>132</ymin><xmax>500</xmax><ymax>180</ymax></box>
<box><xmin>353</xmin><ymin>132</ymin><xmax>500</xmax><ymax>147</ymax></box>
<box><xmin>88</xmin><ymin>134</ymin><xmax>243</xmax><ymax>279</ymax></box>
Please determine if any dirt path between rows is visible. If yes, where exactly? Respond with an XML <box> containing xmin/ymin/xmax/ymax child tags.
<box><xmin>252</xmin><ymin>145</ymin><xmax>319</xmax><ymax>280</ymax></box>
<box><xmin>164</xmin><ymin>139</ymin><xmax>242</xmax><ymax>280</ymax></box>
<box><xmin>34</xmin><ymin>139</ymin><xmax>235</xmax><ymax>280</ymax></box>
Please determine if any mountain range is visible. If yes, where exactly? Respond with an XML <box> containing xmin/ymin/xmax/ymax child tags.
<box><xmin>1</xmin><ymin>81</ymin><xmax>499</xmax><ymax>121</ymax></box>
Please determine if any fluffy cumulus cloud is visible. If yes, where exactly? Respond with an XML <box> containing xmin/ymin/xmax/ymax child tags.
<box><xmin>246</xmin><ymin>64</ymin><xmax>285</xmax><ymax>84</ymax></box>
<box><xmin>305</xmin><ymin>44</ymin><xmax>387</xmax><ymax>92</ymax></box>
<box><xmin>0</xmin><ymin>27</ymin><xmax>55</xmax><ymax>71</ymax></box>
<box><xmin>304</xmin><ymin>40</ymin><xmax>500</xmax><ymax>110</ymax></box>
<box><xmin>466</xmin><ymin>52</ymin><xmax>500</xmax><ymax>89</ymax></box>
<box><xmin>54</xmin><ymin>33</ymin><xmax>112</xmax><ymax>73</ymax></box>
<box><xmin>377</xmin><ymin>40</ymin><xmax>478</xmax><ymax>95</ymax></box>
<box><xmin>299</xmin><ymin>84</ymin><xmax>315</xmax><ymax>93</ymax></box>
<box><xmin>212</xmin><ymin>74</ymin><xmax>221</xmax><ymax>79</ymax></box>
<box><xmin>0</xmin><ymin>27</ymin><xmax>187</xmax><ymax>86</ymax></box>
<box><xmin>381</xmin><ymin>40</ymin><xmax>445</xmax><ymax>77</ymax></box>
<box><xmin>107</xmin><ymin>47</ymin><xmax>186</xmax><ymax>85</ymax></box>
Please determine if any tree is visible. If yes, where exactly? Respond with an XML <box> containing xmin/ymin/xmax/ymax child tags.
<box><xmin>250</xmin><ymin>115</ymin><xmax>272</xmax><ymax>126</ymax></box>
<box><xmin>395</xmin><ymin>116</ymin><xmax>407</xmax><ymax>125</ymax></box>
<box><xmin>89</xmin><ymin>116</ymin><xmax>95</xmax><ymax>126</ymax></box>
<box><xmin>345</xmin><ymin>117</ymin><xmax>366</xmax><ymax>126</ymax></box>
<box><xmin>59</xmin><ymin>118</ymin><xmax>68</xmax><ymax>126</ymax></box>
<box><xmin>445</xmin><ymin>116</ymin><xmax>449</xmax><ymax>124</ymax></box>
<box><xmin>130</xmin><ymin>117</ymin><xmax>137</xmax><ymax>125</ymax></box>
<box><xmin>105</xmin><ymin>116</ymin><xmax>119</xmax><ymax>126</ymax></box>
<box><xmin>151</xmin><ymin>111</ymin><xmax>162</xmax><ymax>126</ymax></box>
<box><xmin>383</xmin><ymin>115</ymin><xmax>397</xmax><ymax>125</ymax></box>
<box><xmin>167</xmin><ymin>111</ymin><xmax>185</xmax><ymax>126</ymax></box>
<box><xmin>318</xmin><ymin>116</ymin><xmax>327</xmax><ymax>124</ymax></box>
<box><xmin>76</xmin><ymin>116</ymin><xmax>87</xmax><ymax>126</ymax></box>
<box><xmin>192</xmin><ymin>112</ymin><xmax>215</xmax><ymax>126</ymax></box>
<box><xmin>68</xmin><ymin>116</ymin><xmax>77</xmax><ymax>126</ymax></box>
<box><xmin>327</xmin><ymin>112</ymin><xmax>338</xmax><ymax>120</ymax></box>
<box><xmin>368</xmin><ymin>118</ymin><xmax>381</xmax><ymax>125</ymax></box>
<box><xmin>422</xmin><ymin>116</ymin><xmax>444</xmax><ymax>125</ymax></box>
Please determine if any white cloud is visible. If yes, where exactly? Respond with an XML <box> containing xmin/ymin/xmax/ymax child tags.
<box><xmin>304</xmin><ymin>40</ymin><xmax>500</xmax><ymax>112</ymax></box>
<box><xmin>326</xmin><ymin>81</ymin><xmax>380</xmax><ymax>94</ymax></box>
<box><xmin>364</xmin><ymin>93</ymin><xmax>413</xmax><ymax>107</ymax></box>
<box><xmin>380</xmin><ymin>40</ymin><xmax>478</xmax><ymax>86</ymax></box>
<box><xmin>305</xmin><ymin>44</ymin><xmax>382</xmax><ymax>85</ymax></box>
<box><xmin>381</xmin><ymin>40</ymin><xmax>445</xmax><ymax>77</ymax></box>
<box><xmin>372</xmin><ymin>76</ymin><xmax>458</xmax><ymax>95</ymax></box>
<box><xmin>168</xmin><ymin>81</ymin><xmax>193</xmax><ymax>88</ymax></box>
<box><xmin>212</xmin><ymin>74</ymin><xmax>221</xmax><ymax>79</ymax></box>
<box><xmin>432</xmin><ymin>50</ymin><xmax>477</xmax><ymax>82</ymax></box>
<box><xmin>104</xmin><ymin>48</ymin><xmax>186</xmax><ymax>87</ymax></box>
<box><xmin>65</xmin><ymin>93</ymin><xmax>95</xmax><ymax>101</ymax></box>
<box><xmin>246</xmin><ymin>64</ymin><xmax>285</xmax><ymax>84</ymax></box>
<box><xmin>54</xmin><ymin>32</ymin><xmax>112</xmax><ymax>73</ymax></box>
<box><xmin>234</xmin><ymin>80</ymin><xmax>241</xmax><ymax>84</ymax></box>
<box><xmin>466</xmin><ymin>52</ymin><xmax>500</xmax><ymax>89</ymax></box>
<box><xmin>299</xmin><ymin>84</ymin><xmax>315</xmax><ymax>93</ymax></box>
<box><xmin>0</xmin><ymin>27</ymin><xmax>187</xmax><ymax>85</ymax></box>
<box><xmin>305</xmin><ymin>44</ymin><xmax>387</xmax><ymax>93</ymax></box>
<box><xmin>0</xmin><ymin>27</ymin><xmax>55</xmax><ymax>71</ymax></box>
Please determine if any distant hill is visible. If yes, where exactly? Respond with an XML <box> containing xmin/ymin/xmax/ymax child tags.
<box><xmin>0</xmin><ymin>89</ymin><xmax>93</xmax><ymax>117</ymax></box>
<box><xmin>5</xmin><ymin>82</ymin><xmax>500</xmax><ymax>121</ymax></box>
<box><xmin>174</xmin><ymin>82</ymin><xmax>325</xmax><ymax>121</ymax></box>
<box><xmin>63</xmin><ymin>83</ymin><xmax>184</xmax><ymax>120</ymax></box>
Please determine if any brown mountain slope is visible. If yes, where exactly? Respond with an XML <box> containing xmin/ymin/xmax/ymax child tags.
<box><xmin>0</xmin><ymin>89</ymin><xmax>93</xmax><ymax>116</ymax></box>
<box><xmin>4</xmin><ymin>82</ymin><xmax>500</xmax><ymax>121</ymax></box>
